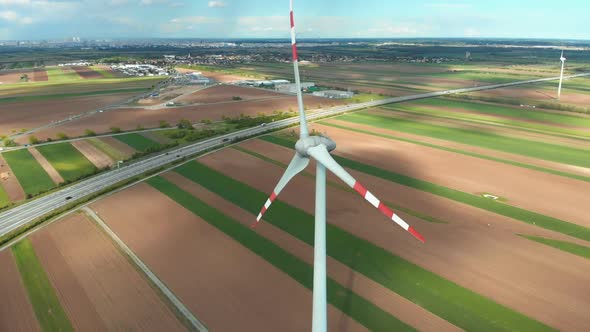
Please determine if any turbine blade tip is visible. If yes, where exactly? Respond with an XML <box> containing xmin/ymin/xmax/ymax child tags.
<box><xmin>408</xmin><ymin>226</ymin><xmax>425</xmax><ymax>243</ymax></box>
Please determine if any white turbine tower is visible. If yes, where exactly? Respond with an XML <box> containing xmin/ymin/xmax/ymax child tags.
<box><xmin>253</xmin><ymin>1</ymin><xmax>425</xmax><ymax>331</ymax></box>
<box><xmin>558</xmin><ymin>50</ymin><xmax>566</xmax><ymax>100</ymax></box>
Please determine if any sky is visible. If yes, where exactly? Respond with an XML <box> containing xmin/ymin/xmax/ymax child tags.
<box><xmin>0</xmin><ymin>0</ymin><xmax>588</xmax><ymax>41</ymax></box>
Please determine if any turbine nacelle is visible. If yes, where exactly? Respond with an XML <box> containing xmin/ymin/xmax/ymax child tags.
<box><xmin>295</xmin><ymin>135</ymin><xmax>336</xmax><ymax>157</ymax></box>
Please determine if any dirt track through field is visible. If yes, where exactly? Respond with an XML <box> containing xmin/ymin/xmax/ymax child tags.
<box><xmin>326</xmin><ymin>119</ymin><xmax>590</xmax><ymax>178</ymax></box>
<box><xmin>30</xmin><ymin>212</ymin><xmax>184</xmax><ymax>331</ymax></box>
<box><xmin>27</xmin><ymin>146</ymin><xmax>64</xmax><ymax>184</ymax></box>
<box><xmin>307</xmin><ymin>123</ymin><xmax>590</xmax><ymax>228</ymax></box>
<box><xmin>200</xmin><ymin>146</ymin><xmax>590</xmax><ymax>331</ymax></box>
<box><xmin>0</xmin><ymin>250</ymin><xmax>41</xmax><ymax>331</ymax></box>
<box><xmin>0</xmin><ymin>153</ymin><xmax>26</xmax><ymax>201</ymax></box>
<box><xmin>162</xmin><ymin>171</ymin><xmax>462</xmax><ymax>332</ymax></box>
<box><xmin>71</xmin><ymin>140</ymin><xmax>114</xmax><ymax>169</ymax></box>
<box><xmin>91</xmin><ymin>183</ymin><xmax>366</xmax><ymax>332</ymax></box>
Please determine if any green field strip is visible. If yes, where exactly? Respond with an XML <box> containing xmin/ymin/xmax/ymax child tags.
<box><xmin>12</xmin><ymin>239</ymin><xmax>73</xmax><ymax>332</ymax></box>
<box><xmin>36</xmin><ymin>143</ymin><xmax>97</xmax><ymax>182</ymax></box>
<box><xmin>407</xmin><ymin>98</ymin><xmax>590</xmax><ymax>127</ymax></box>
<box><xmin>2</xmin><ymin>150</ymin><xmax>55</xmax><ymax>195</ymax></box>
<box><xmin>263</xmin><ymin>135</ymin><xmax>590</xmax><ymax>243</ymax></box>
<box><xmin>147</xmin><ymin>175</ymin><xmax>414</xmax><ymax>332</ymax></box>
<box><xmin>114</xmin><ymin>133</ymin><xmax>161</xmax><ymax>152</ymax></box>
<box><xmin>333</xmin><ymin>112</ymin><xmax>590</xmax><ymax>168</ymax></box>
<box><xmin>519</xmin><ymin>235</ymin><xmax>590</xmax><ymax>260</ymax></box>
<box><xmin>318</xmin><ymin>120</ymin><xmax>590</xmax><ymax>183</ymax></box>
<box><xmin>383</xmin><ymin>105</ymin><xmax>590</xmax><ymax>140</ymax></box>
<box><xmin>232</xmin><ymin>145</ymin><xmax>447</xmax><ymax>224</ymax></box>
<box><xmin>0</xmin><ymin>183</ymin><xmax>9</xmax><ymax>208</ymax></box>
<box><xmin>174</xmin><ymin>161</ymin><xmax>553</xmax><ymax>332</ymax></box>
<box><xmin>87</xmin><ymin>138</ymin><xmax>128</xmax><ymax>161</ymax></box>
<box><xmin>89</xmin><ymin>66</ymin><xmax>114</xmax><ymax>78</ymax></box>
<box><xmin>0</xmin><ymin>87</ymin><xmax>148</xmax><ymax>104</ymax></box>
<box><xmin>45</xmin><ymin>67</ymin><xmax>81</xmax><ymax>82</ymax></box>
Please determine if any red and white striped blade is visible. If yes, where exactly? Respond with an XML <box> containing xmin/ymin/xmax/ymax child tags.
<box><xmin>353</xmin><ymin>181</ymin><xmax>425</xmax><ymax>243</ymax></box>
<box><xmin>252</xmin><ymin>153</ymin><xmax>309</xmax><ymax>227</ymax></box>
<box><xmin>306</xmin><ymin>145</ymin><xmax>424</xmax><ymax>243</ymax></box>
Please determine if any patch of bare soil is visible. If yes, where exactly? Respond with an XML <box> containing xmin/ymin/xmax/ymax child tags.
<box><xmin>27</xmin><ymin>147</ymin><xmax>64</xmax><ymax>184</ymax></box>
<box><xmin>91</xmin><ymin>183</ymin><xmax>366</xmax><ymax>332</ymax></box>
<box><xmin>0</xmin><ymin>250</ymin><xmax>41</xmax><ymax>331</ymax></box>
<box><xmin>30</xmin><ymin>212</ymin><xmax>184</xmax><ymax>331</ymax></box>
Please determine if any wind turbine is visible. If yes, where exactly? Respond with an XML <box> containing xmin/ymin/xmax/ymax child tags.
<box><xmin>557</xmin><ymin>50</ymin><xmax>566</xmax><ymax>100</ymax></box>
<box><xmin>252</xmin><ymin>1</ymin><xmax>425</xmax><ymax>331</ymax></box>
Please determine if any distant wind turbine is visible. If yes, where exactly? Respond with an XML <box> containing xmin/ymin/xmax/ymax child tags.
<box><xmin>558</xmin><ymin>50</ymin><xmax>566</xmax><ymax>100</ymax></box>
<box><xmin>252</xmin><ymin>1</ymin><xmax>425</xmax><ymax>331</ymax></box>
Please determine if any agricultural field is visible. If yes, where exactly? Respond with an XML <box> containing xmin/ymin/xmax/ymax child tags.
<box><xmin>20</xmin><ymin>91</ymin><xmax>339</xmax><ymax>141</ymax></box>
<box><xmin>60</xmin><ymin>98</ymin><xmax>589</xmax><ymax>330</ymax></box>
<box><xmin>36</xmin><ymin>143</ymin><xmax>97</xmax><ymax>182</ymax></box>
<box><xmin>114</xmin><ymin>133</ymin><xmax>161</xmax><ymax>152</ymax></box>
<box><xmin>1</xmin><ymin>149</ymin><xmax>55</xmax><ymax>196</ymax></box>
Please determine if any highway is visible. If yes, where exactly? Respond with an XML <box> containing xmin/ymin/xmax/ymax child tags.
<box><xmin>1</xmin><ymin>72</ymin><xmax>589</xmax><ymax>238</ymax></box>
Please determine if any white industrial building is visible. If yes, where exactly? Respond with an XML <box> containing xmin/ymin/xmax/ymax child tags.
<box><xmin>312</xmin><ymin>90</ymin><xmax>354</xmax><ymax>99</ymax></box>
<box><xmin>275</xmin><ymin>82</ymin><xmax>315</xmax><ymax>94</ymax></box>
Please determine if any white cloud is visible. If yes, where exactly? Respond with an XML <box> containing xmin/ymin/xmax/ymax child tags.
<box><xmin>208</xmin><ymin>1</ymin><xmax>225</xmax><ymax>8</ymax></box>
<box><xmin>20</xmin><ymin>15</ymin><xmax>31</xmax><ymax>23</ymax></box>
<box><xmin>0</xmin><ymin>0</ymin><xmax>30</xmax><ymax>5</ymax></box>
<box><xmin>161</xmin><ymin>15</ymin><xmax>221</xmax><ymax>33</ymax></box>
<box><xmin>0</xmin><ymin>10</ymin><xmax>17</xmax><ymax>21</ymax></box>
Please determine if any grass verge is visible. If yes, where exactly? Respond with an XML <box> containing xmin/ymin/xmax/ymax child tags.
<box><xmin>12</xmin><ymin>239</ymin><xmax>73</xmax><ymax>332</ymax></box>
<box><xmin>175</xmin><ymin>161</ymin><xmax>553</xmax><ymax>332</ymax></box>
<box><xmin>262</xmin><ymin>134</ymin><xmax>590</xmax><ymax>243</ymax></box>
<box><xmin>147</xmin><ymin>175</ymin><xmax>414</xmax><ymax>331</ymax></box>
<box><xmin>0</xmin><ymin>183</ymin><xmax>9</xmax><ymax>208</ymax></box>
<box><xmin>37</xmin><ymin>143</ymin><xmax>97</xmax><ymax>182</ymax></box>
<box><xmin>519</xmin><ymin>235</ymin><xmax>590</xmax><ymax>260</ymax></box>
<box><xmin>2</xmin><ymin>149</ymin><xmax>55</xmax><ymax>195</ymax></box>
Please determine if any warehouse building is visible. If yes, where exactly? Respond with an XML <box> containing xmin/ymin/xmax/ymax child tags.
<box><xmin>312</xmin><ymin>90</ymin><xmax>354</xmax><ymax>99</ymax></box>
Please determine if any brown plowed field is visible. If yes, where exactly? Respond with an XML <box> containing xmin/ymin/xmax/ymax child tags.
<box><xmin>91</xmin><ymin>183</ymin><xmax>365</xmax><ymax>332</ymax></box>
<box><xmin>24</xmin><ymin>95</ymin><xmax>341</xmax><ymax>139</ymax></box>
<box><xmin>177</xmin><ymin>84</ymin><xmax>287</xmax><ymax>104</ymax></box>
<box><xmin>30</xmin><ymin>212</ymin><xmax>184</xmax><ymax>331</ymax></box>
<box><xmin>71</xmin><ymin>140</ymin><xmax>114</xmax><ymax>169</ymax></box>
<box><xmin>99</xmin><ymin>136</ymin><xmax>136</xmax><ymax>157</ymax></box>
<box><xmin>27</xmin><ymin>147</ymin><xmax>63</xmax><ymax>184</ymax></box>
<box><xmin>33</xmin><ymin>69</ymin><xmax>48</xmax><ymax>81</ymax></box>
<box><xmin>199</xmin><ymin>146</ymin><xmax>590</xmax><ymax>331</ymax></box>
<box><xmin>0</xmin><ymin>250</ymin><xmax>41</xmax><ymax>331</ymax></box>
<box><xmin>307</xmin><ymin>123</ymin><xmax>590</xmax><ymax>227</ymax></box>
<box><xmin>326</xmin><ymin>119</ymin><xmax>590</xmax><ymax>178</ymax></box>
<box><xmin>2</xmin><ymin>93</ymin><xmax>137</xmax><ymax>138</ymax></box>
<box><xmin>71</xmin><ymin>66</ymin><xmax>103</xmax><ymax>79</ymax></box>
<box><xmin>475</xmin><ymin>85</ymin><xmax>590</xmax><ymax>107</ymax></box>
<box><xmin>0</xmin><ymin>153</ymin><xmax>26</xmax><ymax>201</ymax></box>
<box><xmin>0</xmin><ymin>69</ymin><xmax>47</xmax><ymax>84</ymax></box>
<box><xmin>162</xmin><ymin>171</ymin><xmax>462</xmax><ymax>332</ymax></box>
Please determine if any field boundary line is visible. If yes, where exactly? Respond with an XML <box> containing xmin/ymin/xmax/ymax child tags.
<box><xmin>82</xmin><ymin>206</ymin><xmax>208</xmax><ymax>332</ymax></box>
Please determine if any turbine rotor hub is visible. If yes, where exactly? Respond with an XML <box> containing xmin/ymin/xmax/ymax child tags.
<box><xmin>295</xmin><ymin>135</ymin><xmax>336</xmax><ymax>157</ymax></box>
